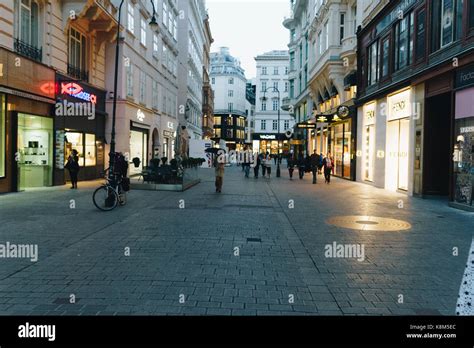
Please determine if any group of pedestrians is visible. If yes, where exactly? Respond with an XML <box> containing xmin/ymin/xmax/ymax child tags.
<box><xmin>287</xmin><ymin>151</ymin><xmax>334</xmax><ymax>184</ymax></box>
<box><xmin>216</xmin><ymin>149</ymin><xmax>335</xmax><ymax>193</ymax></box>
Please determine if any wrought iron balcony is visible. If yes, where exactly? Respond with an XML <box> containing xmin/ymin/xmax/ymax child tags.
<box><xmin>14</xmin><ymin>38</ymin><xmax>42</xmax><ymax>62</ymax></box>
<box><xmin>67</xmin><ymin>64</ymin><xmax>89</xmax><ymax>81</ymax></box>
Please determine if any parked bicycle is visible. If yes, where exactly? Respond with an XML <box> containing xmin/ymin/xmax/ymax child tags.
<box><xmin>93</xmin><ymin>153</ymin><xmax>130</xmax><ymax>211</ymax></box>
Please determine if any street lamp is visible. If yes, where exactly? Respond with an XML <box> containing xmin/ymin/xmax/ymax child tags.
<box><xmin>109</xmin><ymin>0</ymin><xmax>159</xmax><ymax>184</ymax></box>
<box><xmin>261</xmin><ymin>86</ymin><xmax>281</xmax><ymax>178</ymax></box>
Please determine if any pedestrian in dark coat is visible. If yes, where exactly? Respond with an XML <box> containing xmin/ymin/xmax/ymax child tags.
<box><xmin>310</xmin><ymin>150</ymin><xmax>319</xmax><ymax>184</ymax></box>
<box><xmin>297</xmin><ymin>153</ymin><xmax>305</xmax><ymax>180</ymax></box>
<box><xmin>254</xmin><ymin>153</ymin><xmax>261</xmax><ymax>178</ymax></box>
<box><xmin>65</xmin><ymin>149</ymin><xmax>80</xmax><ymax>189</ymax></box>
<box><xmin>287</xmin><ymin>155</ymin><xmax>295</xmax><ymax>180</ymax></box>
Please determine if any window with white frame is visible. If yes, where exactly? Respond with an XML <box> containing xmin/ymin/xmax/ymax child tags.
<box><xmin>261</xmin><ymin>102</ymin><xmax>267</xmax><ymax>111</ymax></box>
<box><xmin>273</xmin><ymin>120</ymin><xmax>278</xmax><ymax>130</ymax></box>
<box><xmin>261</xmin><ymin>120</ymin><xmax>266</xmax><ymax>130</ymax></box>
<box><xmin>139</xmin><ymin>70</ymin><xmax>146</xmax><ymax>104</ymax></box>
<box><xmin>274</xmin><ymin>67</ymin><xmax>279</xmax><ymax>75</ymax></box>
<box><xmin>140</xmin><ymin>18</ymin><xmax>146</xmax><ymax>45</ymax></box>
<box><xmin>229</xmin><ymin>78</ymin><xmax>234</xmax><ymax>84</ymax></box>
<box><xmin>262</xmin><ymin>66</ymin><xmax>267</xmax><ymax>75</ymax></box>
<box><xmin>17</xmin><ymin>0</ymin><xmax>39</xmax><ymax>47</ymax></box>
<box><xmin>285</xmin><ymin>82</ymin><xmax>289</xmax><ymax>92</ymax></box>
<box><xmin>325</xmin><ymin>21</ymin><xmax>329</xmax><ymax>50</ymax></box>
<box><xmin>168</xmin><ymin>9</ymin><xmax>173</xmax><ymax>31</ymax></box>
<box><xmin>163</xmin><ymin>2</ymin><xmax>168</xmax><ymax>27</ymax></box>
<box><xmin>127</xmin><ymin>3</ymin><xmax>135</xmax><ymax>33</ymax></box>
<box><xmin>318</xmin><ymin>31</ymin><xmax>322</xmax><ymax>55</ymax></box>
<box><xmin>284</xmin><ymin>120</ymin><xmax>290</xmax><ymax>130</ymax></box>
<box><xmin>340</xmin><ymin>13</ymin><xmax>345</xmax><ymax>44</ymax></box>
<box><xmin>153</xmin><ymin>34</ymin><xmax>159</xmax><ymax>53</ymax></box>
<box><xmin>261</xmin><ymin>81</ymin><xmax>267</xmax><ymax>92</ymax></box>
<box><xmin>228</xmin><ymin>90</ymin><xmax>234</xmax><ymax>97</ymax></box>
<box><xmin>273</xmin><ymin>81</ymin><xmax>278</xmax><ymax>90</ymax></box>
<box><xmin>152</xmin><ymin>80</ymin><xmax>159</xmax><ymax>110</ymax></box>
<box><xmin>69</xmin><ymin>28</ymin><xmax>87</xmax><ymax>72</ymax></box>
<box><xmin>162</xmin><ymin>44</ymin><xmax>168</xmax><ymax>68</ymax></box>
<box><xmin>228</xmin><ymin>103</ymin><xmax>233</xmax><ymax>112</ymax></box>
<box><xmin>285</xmin><ymin>67</ymin><xmax>289</xmax><ymax>75</ymax></box>
<box><xmin>272</xmin><ymin>99</ymin><xmax>278</xmax><ymax>111</ymax></box>
<box><xmin>173</xmin><ymin>17</ymin><xmax>177</xmax><ymax>40</ymax></box>
<box><xmin>126</xmin><ymin>62</ymin><xmax>133</xmax><ymax>97</ymax></box>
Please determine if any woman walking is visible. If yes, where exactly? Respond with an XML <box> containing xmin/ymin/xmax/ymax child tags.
<box><xmin>254</xmin><ymin>153</ymin><xmax>261</xmax><ymax>178</ymax></box>
<box><xmin>65</xmin><ymin>149</ymin><xmax>80</xmax><ymax>189</ymax></box>
<box><xmin>215</xmin><ymin>158</ymin><xmax>225</xmax><ymax>193</ymax></box>
<box><xmin>323</xmin><ymin>152</ymin><xmax>334</xmax><ymax>184</ymax></box>
<box><xmin>264</xmin><ymin>152</ymin><xmax>272</xmax><ymax>178</ymax></box>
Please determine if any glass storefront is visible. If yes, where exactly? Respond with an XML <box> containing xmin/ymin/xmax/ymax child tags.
<box><xmin>330</xmin><ymin>120</ymin><xmax>352</xmax><ymax>179</ymax></box>
<box><xmin>386</xmin><ymin>118</ymin><xmax>410</xmax><ymax>191</ymax></box>
<box><xmin>363</xmin><ymin>125</ymin><xmax>375</xmax><ymax>181</ymax></box>
<box><xmin>453</xmin><ymin>117</ymin><xmax>474</xmax><ymax>206</ymax></box>
<box><xmin>0</xmin><ymin>94</ymin><xmax>5</xmax><ymax>178</ymax></box>
<box><xmin>64</xmin><ymin>132</ymin><xmax>97</xmax><ymax>167</ymax></box>
<box><xmin>130</xmin><ymin>128</ymin><xmax>148</xmax><ymax>175</ymax></box>
<box><xmin>17</xmin><ymin>113</ymin><xmax>53</xmax><ymax>189</ymax></box>
<box><xmin>258</xmin><ymin>140</ymin><xmax>289</xmax><ymax>155</ymax></box>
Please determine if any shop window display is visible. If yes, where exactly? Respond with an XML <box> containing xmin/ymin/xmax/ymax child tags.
<box><xmin>454</xmin><ymin>118</ymin><xmax>474</xmax><ymax>206</ymax></box>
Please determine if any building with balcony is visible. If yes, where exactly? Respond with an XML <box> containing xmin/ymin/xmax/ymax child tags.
<box><xmin>355</xmin><ymin>0</ymin><xmax>474</xmax><ymax>211</ymax></box>
<box><xmin>0</xmin><ymin>0</ymin><xmax>117</xmax><ymax>192</ymax></box>
<box><xmin>202</xmin><ymin>12</ymin><xmax>214</xmax><ymax>141</ymax></box>
<box><xmin>283</xmin><ymin>0</ymin><xmax>317</xmax><ymax>157</ymax></box>
<box><xmin>245</xmin><ymin>80</ymin><xmax>256</xmax><ymax>145</ymax></box>
<box><xmin>210</xmin><ymin>47</ymin><xmax>247</xmax><ymax>150</ymax></box>
<box><xmin>106</xmin><ymin>0</ymin><xmax>180</xmax><ymax>176</ymax></box>
<box><xmin>177</xmin><ymin>0</ymin><xmax>207</xmax><ymax>143</ymax></box>
<box><xmin>306</xmin><ymin>0</ymin><xmax>360</xmax><ymax>181</ymax></box>
<box><xmin>253</xmin><ymin>50</ymin><xmax>294</xmax><ymax>155</ymax></box>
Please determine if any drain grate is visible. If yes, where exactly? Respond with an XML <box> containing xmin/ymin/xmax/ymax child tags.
<box><xmin>247</xmin><ymin>238</ymin><xmax>262</xmax><ymax>243</ymax></box>
<box><xmin>53</xmin><ymin>297</ymin><xmax>79</xmax><ymax>304</ymax></box>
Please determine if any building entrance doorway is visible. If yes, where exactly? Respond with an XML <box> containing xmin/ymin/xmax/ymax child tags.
<box><xmin>423</xmin><ymin>93</ymin><xmax>451</xmax><ymax>196</ymax></box>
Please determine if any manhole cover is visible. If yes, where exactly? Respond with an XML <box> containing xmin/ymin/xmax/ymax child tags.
<box><xmin>326</xmin><ymin>216</ymin><xmax>411</xmax><ymax>231</ymax></box>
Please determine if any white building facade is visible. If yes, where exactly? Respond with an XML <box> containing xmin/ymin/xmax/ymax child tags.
<box><xmin>210</xmin><ymin>47</ymin><xmax>247</xmax><ymax>150</ymax></box>
<box><xmin>177</xmin><ymin>0</ymin><xmax>207</xmax><ymax>141</ymax></box>
<box><xmin>253</xmin><ymin>51</ymin><xmax>294</xmax><ymax>155</ymax></box>
<box><xmin>105</xmin><ymin>0</ymin><xmax>180</xmax><ymax>175</ymax></box>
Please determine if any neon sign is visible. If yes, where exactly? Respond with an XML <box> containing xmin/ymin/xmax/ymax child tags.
<box><xmin>61</xmin><ymin>82</ymin><xmax>97</xmax><ymax>104</ymax></box>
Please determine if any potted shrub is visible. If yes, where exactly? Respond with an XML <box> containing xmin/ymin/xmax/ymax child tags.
<box><xmin>132</xmin><ymin>157</ymin><xmax>141</xmax><ymax>168</ymax></box>
<box><xmin>149</xmin><ymin>158</ymin><xmax>160</xmax><ymax>168</ymax></box>
<box><xmin>161</xmin><ymin>157</ymin><xmax>168</xmax><ymax>166</ymax></box>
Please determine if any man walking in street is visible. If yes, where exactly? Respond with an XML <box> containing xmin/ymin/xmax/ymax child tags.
<box><xmin>310</xmin><ymin>150</ymin><xmax>320</xmax><ymax>184</ymax></box>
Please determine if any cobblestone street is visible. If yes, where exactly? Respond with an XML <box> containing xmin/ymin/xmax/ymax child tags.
<box><xmin>0</xmin><ymin>166</ymin><xmax>472</xmax><ymax>316</ymax></box>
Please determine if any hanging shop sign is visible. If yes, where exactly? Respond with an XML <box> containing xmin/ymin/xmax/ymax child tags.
<box><xmin>296</xmin><ymin>123</ymin><xmax>317</xmax><ymax>129</ymax></box>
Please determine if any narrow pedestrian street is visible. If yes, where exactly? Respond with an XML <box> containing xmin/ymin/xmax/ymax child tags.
<box><xmin>0</xmin><ymin>167</ymin><xmax>472</xmax><ymax>316</ymax></box>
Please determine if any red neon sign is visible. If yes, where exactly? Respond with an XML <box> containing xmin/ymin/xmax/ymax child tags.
<box><xmin>60</xmin><ymin>82</ymin><xmax>97</xmax><ymax>104</ymax></box>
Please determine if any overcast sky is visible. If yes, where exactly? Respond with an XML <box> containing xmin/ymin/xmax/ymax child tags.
<box><xmin>206</xmin><ymin>0</ymin><xmax>290</xmax><ymax>80</ymax></box>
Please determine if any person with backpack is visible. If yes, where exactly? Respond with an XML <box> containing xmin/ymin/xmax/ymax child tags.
<box><xmin>323</xmin><ymin>152</ymin><xmax>334</xmax><ymax>184</ymax></box>
<box><xmin>65</xmin><ymin>149</ymin><xmax>80</xmax><ymax>189</ymax></box>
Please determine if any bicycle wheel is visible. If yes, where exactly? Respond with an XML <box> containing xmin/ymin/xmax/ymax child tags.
<box><xmin>93</xmin><ymin>185</ymin><xmax>119</xmax><ymax>211</ymax></box>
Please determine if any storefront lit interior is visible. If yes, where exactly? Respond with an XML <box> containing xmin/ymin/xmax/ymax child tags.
<box><xmin>17</xmin><ymin>113</ymin><xmax>53</xmax><ymax>190</ymax></box>
<box><xmin>130</xmin><ymin>128</ymin><xmax>149</xmax><ymax>175</ymax></box>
